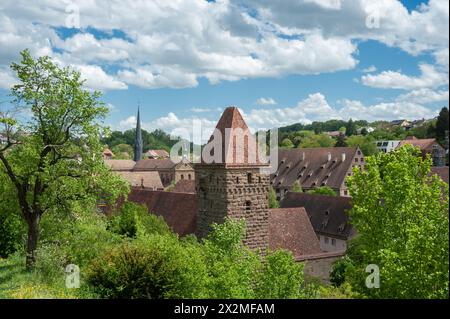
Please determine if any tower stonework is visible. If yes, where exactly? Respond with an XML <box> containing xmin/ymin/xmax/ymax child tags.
<box><xmin>195</xmin><ymin>107</ymin><xmax>269</xmax><ymax>251</ymax></box>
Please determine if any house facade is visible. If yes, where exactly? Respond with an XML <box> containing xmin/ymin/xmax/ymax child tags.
<box><xmin>376</xmin><ymin>140</ymin><xmax>401</xmax><ymax>153</ymax></box>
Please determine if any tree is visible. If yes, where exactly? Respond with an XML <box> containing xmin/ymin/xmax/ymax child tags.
<box><xmin>435</xmin><ymin>107</ymin><xmax>449</xmax><ymax>143</ymax></box>
<box><xmin>306</xmin><ymin>186</ymin><xmax>336</xmax><ymax>196</ymax></box>
<box><xmin>345</xmin><ymin>119</ymin><xmax>356</xmax><ymax>136</ymax></box>
<box><xmin>268</xmin><ymin>187</ymin><xmax>279</xmax><ymax>208</ymax></box>
<box><xmin>299</xmin><ymin>133</ymin><xmax>335</xmax><ymax>148</ymax></box>
<box><xmin>345</xmin><ymin>145</ymin><xmax>449</xmax><ymax>298</ymax></box>
<box><xmin>111</xmin><ymin>143</ymin><xmax>133</xmax><ymax>159</ymax></box>
<box><xmin>280</xmin><ymin>138</ymin><xmax>294</xmax><ymax>148</ymax></box>
<box><xmin>0</xmin><ymin>50</ymin><xmax>128</xmax><ymax>269</ymax></box>
<box><xmin>346</xmin><ymin>135</ymin><xmax>378</xmax><ymax>156</ymax></box>
<box><xmin>335</xmin><ymin>133</ymin><xmax>347</xmax><ymax>147</ymax></box>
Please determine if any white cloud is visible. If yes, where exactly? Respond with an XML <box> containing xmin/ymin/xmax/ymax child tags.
<box><xmin>256</xmin><ymin>97</ymin><xmax>277</xmax><ymax>105</ymax></box>
<box><xmin>361</xmin><ymin>63</ymin><xmax>448</xmax><ymax>90</ymax></box>
<box><xmin>362</xmin><ymin>65</ymin><xmax>377</xmax><ymax>73</ymax></box>
<box><xmin>396</xmin><ymin>88</ymin><xmax>449</xmax><ymax>104</ymax></box>
<box><xmin>75</xmin><ymin>65</ymin><xmax>128</xmax><ymax>91</ymax></box>
<box><xmin>118</xmin><ymin>115</ymin><xmax>136</xmax><ymax>130</ymax></box>
<box><xmin>0</xmin><ymin>67</ymin><xmax>17</xmax><ymax>89</ymax></box>
<box><xmin>190</xmin><ymin>108</ymin><xmax>212</xmax><ymax>113</ymax></box>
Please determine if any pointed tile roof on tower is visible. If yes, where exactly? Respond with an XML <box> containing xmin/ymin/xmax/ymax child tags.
<box><xmin>202</xmin><ymin>106</ymin><xmax>265</xmax><ymax>166</ymax></box>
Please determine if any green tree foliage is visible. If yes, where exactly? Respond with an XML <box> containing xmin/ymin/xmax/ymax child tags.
<box><xmin>306</xmin><ymin>186</ymin><xmax>336</xmax><ymax>196</ymax></box>
<box><xmin>345</xmin><ymin>135</ymin><xmax>378</xmax><ymax>156</ymax></box>
<box><xmin>111</xmin><ymin>143</ymin><xmax>133</xmax><ymax>159</ymax></box>
<box><xmin>108</xmin><ymin>202</ymin><xmax>171</xmax><ymax>238</ymax></box>
<box><xmin>268</xmin><ymin>187</ymin><xmax>279</xmax><ymax>208</ymax></box>
<box><xmin>86</xmin><ymin>218</ymin><xmax>310</xmax><ymax>299</ymax></box>
<box><xmin>280</xmin><ymin>138</ymin><xmax>294</xmax><ymax>148</ymax></box>
<box><xmin>102</xmin><ymin>128</ymin><xmax>182</xmax><ymax>154</ymax></box>
<box><xmin>335</xmin><ymin>133</ymin><xmax>347</xmax><ymax>147</ymax></box>
<box><xmin>345</xmin><ymin>118</ymin><xmax>356</xmax><ymax>136</ymax></box>
<box><xmin>0</xmin><ymin>50</ymin><xmax>128</xmax><ymax>269</ymax></box>
<box><xmin>345</xmin><ymin>145</ymin><xmax>449</xmax><ymax>298</ymax></box>
<box><xmin>435</xmin><ymin>107</ymin><xmax>449</xmax><ymax>143</ymax></box>
<box><xmin>298</xmin><ymin>133</ymin><xmax>335</xmax><ymax>148</ymax></box>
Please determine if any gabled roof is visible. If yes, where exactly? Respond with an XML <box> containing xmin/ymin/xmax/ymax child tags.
<box><xmin>271</xmin><ymin>147</ymin><xmax>360</xmax><ymax>190</ymax></box>
<box><xmin>127</xmin><ymin>189</ymin><xmax>197</xmax><ymax>236</ymax></box>
<box><xmin>280</xmin><ymin>192</ymin><xmax>354</xmax><ymax>240</ymax></box>
<box><xmin>269</xmin><ymin>207</ymin><xmax>322</xmax><ymax>257</ymax></box>
<box><xmin>133</xmin><ymin>158</ymin><xmax>176</xmax><ymax>170</ymax></box>
<box><xmin>202</xmin><ymin>107</ymin><xmax>265</xmax><ymax>166</ymax></box>
<box><xmin>398</xmin><ymin>137</ymin><xmax>442</xmax><ymax>151</ymax></box>
<box><xmin>171</xmin><ymin>179</ymin><xmax>196</xmax><ymax>193</ymax></box>
<box><xmin>105</xmin><ymin>159</ymin><xmax>136</xmax><ymax>171</ymax></box>
<box><xmin>430</xmin><ymin>166</ymin><xmax>449</xmax><ymax>184</ymax></box>
<box><xmin>116</xmin><ymin>171</ymin><xmax>163</xmax><ymax>189</ymax></box>
<box><xmin>146</xmin><ymin>149</ymin><xmax>170</xmax><ymax>158</ymax></box>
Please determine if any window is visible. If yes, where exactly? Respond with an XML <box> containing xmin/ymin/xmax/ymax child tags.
<box><xmin>331</xmin><ymin>238</ymin><xmax>336</xmax><ymax>246</ymax></box>
<box><xmin>245</xmin><ymin>201</ymin><xmax>251</xmax><ymax>211</ymax></box>
<box><xmin>236</xmin><ymin>176</ymin><xmax>240</xmax><ymax>183</ymax></box>
<box><xmin>188</xmin><ymin>174</ymin><xmax>191</xmax><ymax>180</ymax></box>
<box><xmin>247</xmin><ymin>173</ymin><xmax>253</xmax><ymax>184</ymax></box>
<box><xmin>344</xmin><ymin>190</ymin><xmax>348</xmax><ymax>196</ymax></box>
<box><xmin>324</xmin><ymin>237</ymin><xmax>329</xmax><ymax>244</ymax></box>
<box><xmin>181</xmin><ymin>174</ymin><xmax>184</xmax><ymax>180</ymax></box>
<box><xmin>354</xmin><ymin>158</ymin><xmax>359</xmax><ymax>162</ymax></box>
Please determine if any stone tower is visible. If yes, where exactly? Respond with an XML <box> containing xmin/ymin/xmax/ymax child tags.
<box><xmin>134</xmin><ymin>106</ymin><xmax>143</xmax><ymax>162</ymax></box>
<box><xmin>195</xmin><ymin>107</ymin><xmax>270</xmax><ymax>251</ymax></box>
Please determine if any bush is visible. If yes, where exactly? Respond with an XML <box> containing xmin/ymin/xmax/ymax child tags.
<box><xmin>86</xmin><ymin>242</ymin><xmax>172</xmax><ymax>299</ymax></box>
<box><xmin>329</xmin><ymin>256</ymin><xmax>352</xmax><ymax>287</ymax></box>
<box><xmin>0</xmin><ymin>210</ymin><xmax>24</xmax><ymax>258</ymax></box>
<box><xmin>255</xmin><ymin>250</ymin><xmax>305</xmax><ymax>298</ymax></box>
<box><xmin>108</xmin><ymin>202</ymin><xmax>171</xmax><ymax>238</ymax></box>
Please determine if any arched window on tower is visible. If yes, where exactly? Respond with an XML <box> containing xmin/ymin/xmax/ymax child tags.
<box><xmin>247</xmin><ymin>173</ymin><xmax>253</xmax><ymax>184</ymax></box>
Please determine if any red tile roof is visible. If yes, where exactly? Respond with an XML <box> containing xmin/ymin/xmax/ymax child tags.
<box><xmin>398</xmin><ymin>137</ymin><xmax>441</xmax><ymax>152</ymax></box>
<box><xmin>268</xmin><ymin>207</ymin><xmax>322</xmax><ymax>258</ymax></box>
<box><xmin>116</xmin><ymin>171</ymin><xmax>163</xmax><ymax>190</ymax></box>
<box><xmin>105</xmin><ymin>159</ymin><xmax>136</xmax><ymax>171</ymax></box>
<box><xmin>133</xmin><ymin>158</ymin><xmax>176</xmax><ymax>170</ymax></box>
<box><xmin>280</xmin><ymin>192</ymin><xmax>354</xmax><ymax>240</ymax></box>
<box><xmin>171</xmin><ymin>179</ymin><xmax>196</xmax><ymax>193</ymax></box>
<box><xmin>202</xmin><ymin>107</ymin><xmax>265</xmax><ymax>166</ymax></box>
<box><xmin>146</xmin><ymin>149</ymin><xmax>170</xmax><ymax>158</ymax></box>
<box><xmin>127</xmin><ymin>189</ymin><xmax>197</xmax><ymax>236</ymax></box>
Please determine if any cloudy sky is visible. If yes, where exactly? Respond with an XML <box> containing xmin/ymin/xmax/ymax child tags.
<box><xmin>0</xmin><ymin>0</ymin><xmax>448</xmax><ymax>138</ymax></box>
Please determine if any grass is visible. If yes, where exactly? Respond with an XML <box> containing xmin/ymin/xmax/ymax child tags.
<box><xmin>0</xmin><ymin>253</ymin><xmax>95</xmax><ymax>299</ymax></box>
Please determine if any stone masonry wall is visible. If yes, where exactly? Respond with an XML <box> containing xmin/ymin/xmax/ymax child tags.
<box><xmin>196</xmin><ymin>166</ymin><xmax>270</xmax><ymax>252</ymax></box>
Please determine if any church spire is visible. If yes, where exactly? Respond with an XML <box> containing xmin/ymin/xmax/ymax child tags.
<box><xmin>134</xmin><ymin>104</ymin><xmax>143</xmax><ymax>162</ymax></box>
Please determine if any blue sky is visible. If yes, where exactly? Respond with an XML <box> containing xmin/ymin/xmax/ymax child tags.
<box><xmin>0</xmin><ymin>0</ymin><xmax>448</xmax><ymax>137</ymax></box>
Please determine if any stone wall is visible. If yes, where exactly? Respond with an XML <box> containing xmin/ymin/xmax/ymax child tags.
<box><xmin>300</xmin><ymin>252</ymin><xmax>345</xmax><ymax>284</ymax></box>
<box><xmin>196</xmin><ymin>165</ymin><xmax>270</xmax><ymax>251</ymax></box>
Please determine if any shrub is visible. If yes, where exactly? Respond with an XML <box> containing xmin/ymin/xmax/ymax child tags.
<box><xmin>86</xmin><ymin>242</ymin><xmax>171</xmax><ymax>299</ymax></box>
<box><xmin>255</xmin><ymin>250</ymin><xmax>305</xmax><ymax>298</ymax></box>
<box><xmin>108</xmin><ymin>202</ymin><xmax>171</xmax><ymax>238</ymax></box>
<box><xmin>0</xmin><ymin>209</ymin><xmax>24</xmax><ymax>258</ymax></box>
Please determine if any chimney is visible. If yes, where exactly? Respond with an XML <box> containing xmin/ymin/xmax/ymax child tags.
<box><xmin>327</xmin><ymin>152</ymin><xmax>331</xmax><ymax>162</ymax></box>
<box><xmin>342</xmin><ymin>153</ymin><xmax>346</xmax><ymax>162</ymax></box>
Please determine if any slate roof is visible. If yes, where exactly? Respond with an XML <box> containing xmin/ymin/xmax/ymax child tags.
<box><xmin>127</xmin><ymin>189</ymin><xmax>197</xmax><ymax>236</ymax></box>
<box><xmin>133</xmin><ymin>158</ymin><xmax>176</xmax><ymax>170</ymax></box>
<box><xmin>269</xmin><ymin>207</ymin><xmax>322</xmax><ymax>257</ymax></box>
<box><xmin>105</xmin><ymin>159</ymin><xmax>136</xmax><ymax>171</ymax></box>
<box><xmin>280</xmin><ymin>192</ymin><xmax>354</xmax><ymax>240</ymax></box>
<box><xmin>271</xmin><ymin>147</ymin><xmax>360</xmax><ymax>190</ymax></box>
<box><xmin>116</xmin><ymin>171</ymin><xmax>163</xmax><ymax>190</ymax></box>
<box><xmin>430</xmin><ymin>166</ymin><xmax>449</xmax><ymax>184</ymax></box>
<box><xmin>171</xmin><ymin>179</ymin><xmax>196</xmax><ymax>193</ymax></box>
<box><xmin>201</xmin><ymin>107</ymin><xmax>265</xmax><ymax>166</ymax></box>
